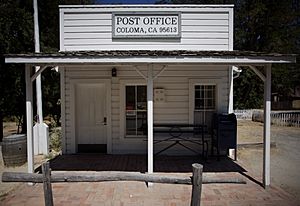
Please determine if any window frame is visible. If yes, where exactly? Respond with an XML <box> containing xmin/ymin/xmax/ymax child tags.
<box><xmin>194</xmin><ymin>84</ymin><xmax>216</xmax><ymax>112</ymax></box>
<box><xmin>188</xmin><ymin>79</ymin><xmax>220</xmax><ymax>124</ymax></box>
<box><xmin>120</xmin><ymin>80</ymin><xmax>147</xmax><ymax>139</ymax></box>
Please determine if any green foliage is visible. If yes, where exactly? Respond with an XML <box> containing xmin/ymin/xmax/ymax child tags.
<box><xmin>233</xmin><ymin>0</ymin><xmax>300</xmax><ymax>109</ymax></box>
<box><xmin>0</xmin><ymin>0</ymin><xmax>34</xmax><ymax>134</ymax></box>
<box><xmin>49</xmin><ymin>127</ymin><xmax>62</xmax><ymax>152</ymax></box>
<box><xmin>42</xmin><ymin>69</ymin><xmax>61</xmax><ymax>126</ymax></box>
<box><xmin>233</xmin><ymin>69</ymin><xmax>264</xmax><ymax>109</ymax></box>
<box><xmin>164</xmin><ymin>0</ymin><xmax>300</xmax><ymax>109</ymax></box>
<box><xmin>0</xmin><ymin>0</ymin><xmax>95</xmax><ymax>137</ymax></box>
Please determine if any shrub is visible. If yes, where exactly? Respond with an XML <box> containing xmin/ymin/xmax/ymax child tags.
<box><xmin>49</xmin><ymin>127</ymin><xmax>61</xmax><ymax>152</ymax></box>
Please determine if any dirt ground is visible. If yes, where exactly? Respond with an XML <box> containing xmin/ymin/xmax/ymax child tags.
<box><xmin>1</xmin><ymin>120</ymin><xmax>300</xmax><ymax>202</ymax></box>
<box><xmin>0</xmin><ymin>122</ymin><xmax>45</xmax><ymax>199</ymax></box>
<box><xmin>237</xmin><ymin>120</ymin><xmax>300</xmax><ymax>202</ymax></box>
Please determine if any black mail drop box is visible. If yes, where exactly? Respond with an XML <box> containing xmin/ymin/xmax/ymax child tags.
<box><xmin>211</xmin><ymin>113</ymin><xmax>237</xmax><ymax>160</ymax></box>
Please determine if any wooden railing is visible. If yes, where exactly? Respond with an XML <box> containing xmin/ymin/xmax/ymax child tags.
<box><xmin>2</xmin><ymin>163</ymin><xmax>246</xmax><ymax>206</ymax></box>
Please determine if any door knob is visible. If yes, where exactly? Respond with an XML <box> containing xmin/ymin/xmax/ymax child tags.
<box><xmin>103</xmin><ymin>117</ymin><xmax>107</xmax><ymax>125</ymax></box>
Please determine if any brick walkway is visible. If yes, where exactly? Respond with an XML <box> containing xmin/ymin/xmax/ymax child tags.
<box><xmin>1</xmin><ymin>174</ymin><xmax>298</xmax><ymax>206</ymax></box>
<box><xmin>1</xmin><ymin>155</ymin><xmax>299</xmax><ymax>206</ymax></box>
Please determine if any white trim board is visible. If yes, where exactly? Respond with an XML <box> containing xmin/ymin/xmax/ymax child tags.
<box><xmin>6</xmin><ymin>56</ymin><xmax>295</xmax><ymax>64</ymax></box>
<box><xmin>59</xmin><ymin>67</ymin><xmax>66</xmax><ymax>154</ymax></box>
<box><xmin>59</xmin><ymin>5</ymin><xmax>234</xmax><ymax>8</ymax></box>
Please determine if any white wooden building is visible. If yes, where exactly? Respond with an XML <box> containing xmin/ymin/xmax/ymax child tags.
<box><xmin>5</xmin><ymin>4</ymin><xmax>296</xmax><ymax>188</ymax></box>
<box><xmin>57</xmin><ymin>4</ymin><xmax>236</xmax><ymax>155</ymax></box>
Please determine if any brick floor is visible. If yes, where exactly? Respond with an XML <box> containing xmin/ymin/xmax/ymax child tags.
<box><xmin>1</xmin><ymin>175</ymin><xmax>298</xmax><ymax>206</ymax></box>
<box><xmin>1</xmin><ymin>155</ymin><xmax>299</xmax><ymax>206</ymax></box>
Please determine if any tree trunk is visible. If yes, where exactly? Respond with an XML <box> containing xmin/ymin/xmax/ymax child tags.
<box><xmin>21</xmin><ymin>114</ymin><xmax>26</xmax><ymax>133</ymax></box>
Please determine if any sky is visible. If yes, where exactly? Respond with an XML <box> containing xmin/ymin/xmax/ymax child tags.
<box><xmin>97</xmin><ymin>0</ymin><xmax>158</xmax><ymax>4</ymax></box>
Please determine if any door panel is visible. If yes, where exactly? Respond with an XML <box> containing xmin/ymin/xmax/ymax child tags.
<box><xmin>75</xmin><ymin>83</ymin><xmax>107</xmax><ymax>148</ymax></box>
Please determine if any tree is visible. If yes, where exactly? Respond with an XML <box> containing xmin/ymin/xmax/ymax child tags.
<box><xmin>1</xmin><ymin>0</ymin><xmax>95</xmax><ymax>140</ymax></box>
<box><xmin>159</xmin><ymin>0</ymin><xmax>300</xmax><ymax>109</ymax></box>
<box><xmin>0</xmin><ymin>0</ymin><xmax>34</xmax><ymax>141</ymax></box>
<box><xmin>233</xmin><ymin>0</ymin><xmax>300</xmax><ymax>109</ymax></box>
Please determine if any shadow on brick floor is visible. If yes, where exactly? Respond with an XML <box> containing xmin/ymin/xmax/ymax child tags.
<box><xmin>35</xmin><ymin>154</ymin><xmax>246</xmax><ymax>173</ymax></box>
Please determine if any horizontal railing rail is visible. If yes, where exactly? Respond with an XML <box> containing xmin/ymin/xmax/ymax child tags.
<box><xmin>2</xmin><ymin>163</ymin><xmax>246</xmax><ymax>206</ymax></box>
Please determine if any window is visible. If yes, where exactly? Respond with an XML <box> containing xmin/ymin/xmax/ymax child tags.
<box><xmin>125</xmin><ymin>85</ymin><xmax>147</xmax><ymax>136</ymax></box>
<box><xmin>194</xmin><ymin>85</ymin><xmax>216</xmax><ymax>128</ymax></box>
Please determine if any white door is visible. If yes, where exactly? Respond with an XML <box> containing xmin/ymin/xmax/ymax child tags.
<box><xmin>75</xmin><ymin>83</ymin><xmax>107</xmax><ymax>152</ymax></box>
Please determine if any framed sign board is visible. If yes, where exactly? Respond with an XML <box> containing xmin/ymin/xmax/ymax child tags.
<box><xmin>112</xmin><ymin>12</ymin><xmax>181</xmax><ymax>39</ymax></box>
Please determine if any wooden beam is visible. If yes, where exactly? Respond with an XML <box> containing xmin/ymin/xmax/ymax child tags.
<box><xmin>153</xmin><ymin>65</ymin><xmax>167</xmax><ymax>79</ymax></box>
<box><xmin>42</xmin><ymin>162</ymin><xmax>53</xmax><ymax>206</ymax></box>
<box><xmin>30</xmin><ymin>65</ymin><xmax>48</xmax><ymax>82</ymax></box>
<box><xmin>249</xmin><ymin>65</ymin><xmax>266</xmax><ymax>82</ymax></box>
<box><xmin>2</xmin><ymin>171</ymin><xmax>246</xmax><ymax>184</ymax></box>
<box><xmin>263</xmin><ymin>64</ymin><xmax>272</xmax><ymax>187</ymax></box>
<box><xmin>134</xmin><ymin>65</ymin><xmax>147</xmax><ymax>79</ymax></box>
<box><xmin>191</xmin><ymin>164</ymin><xmax>203</xmax><ymax>206</ymax></box>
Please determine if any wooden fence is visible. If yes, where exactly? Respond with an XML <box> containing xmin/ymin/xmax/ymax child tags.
<box><xmin>2</xmin><ymin>162</ymin><xmax>246</xmax><ymax>206</ymax></box>
<box><xmin>270</xmin><ymin>111</ymin><xmax>300</xmax><ymax>127</ymax></box>
<box><xmin>234</xmin><ymin>110</ymin><xmax>300</xmax><ymax>127</ymax></box>
<box><xmin>233</xmin><ymin>109</ymin><xmax>254</xmax><ymax>120</ymax></box>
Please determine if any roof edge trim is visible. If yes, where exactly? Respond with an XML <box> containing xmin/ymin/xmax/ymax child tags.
<box><xmin>59</xmin><ymin>4</ymin><xmax>235</xmax><ymax>9</ymax></box>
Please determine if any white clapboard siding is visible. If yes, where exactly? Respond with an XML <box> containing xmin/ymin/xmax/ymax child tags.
<box><xmin>64</xmin><ymin>13</ymin><xmax>228</xmax><ymax>20</ymax></box>
<box><xmin>181</xmin><ymin>19</ymin><xmax>228</xmax><ymax>26</ymax></box>
<box><xmin>60</xmin><ymin>5</ymin><xmax>232</xmax><ymax>51</ymax></box>
<box><xmin>64</xmin><ymin>45</ymin><xmax>229</xmax><ymax>51</ymax></box>
<box><xmin>63</xmin><ymin>64</ymin><xmax>230</xmax><ymax>154</ymax></box>
<box><xmin>64</xmin><ymin>32</ymin><xmax>229</xmax><ymax>39</ymax></box>
<box><xmin>64</xmin><ymin>26</ymin><xmax>111</xmax><ymax>33</ymax></box>
<box><xmin>63</xmin><ymin>25</ymin><xmax>229</xmax><ymax>33</ymax></box>
<box><xmin>182</xmin><ymin>13</ymin><xmax>228</xmax><ymax>20</ymax></box>
<box><xmin>64</xmin><ymin>13</ymin><xmax>112</xmax><ymax>20</ymax></box>
<box><xmin>65</xmin><ymin>19</ymin><xmax>228</xmax><ymax>27</ymax></box>
<box><xmin>64</xmin><ymin>19</ymin><xmax>112</xmax><ymax>26</ymax></box>
<box><xmin>64</xmin><ymin>38</ymin><xmax>228</xmax><ymax>45</ymax></box>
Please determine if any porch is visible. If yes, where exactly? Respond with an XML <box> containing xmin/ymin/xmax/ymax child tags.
<box><xmin>38</xmin><ymin>154</ymin><xmax>245</xmax><ymax>173</ymax></box>
<box><xmin>2</xmin><ymin>154</ymin><xmax>298</xmax><ymax>206</ymax></box>
<box><xmin>5</xmin><ymin>50</ymin><xmax>296</xmax><ymax>189</ymax></box>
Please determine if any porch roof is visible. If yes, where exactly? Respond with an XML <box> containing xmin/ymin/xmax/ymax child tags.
<box><xmin>5</xmin><ymin>50</ymin><xmax>296</xmax><ymax>65</ymax></box>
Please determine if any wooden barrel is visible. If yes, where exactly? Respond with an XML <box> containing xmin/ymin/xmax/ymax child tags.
<box><xmin>2</xmin><ymin>134</ymin><xmax>27</xmax><ymax>167</ymax></box>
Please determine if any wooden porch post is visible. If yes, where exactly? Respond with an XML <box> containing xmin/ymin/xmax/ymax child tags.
<box><xmin>147</xmin><ymin>64</ymin><xmax>154</xmax><ymax>176</ymax></box>
<box><xmin>263</xmin><ymin>64</ymin><xmax>271</xmax><ymax>187</ymax></box>
<box><xmin>25</xmin><ymin>64</ymin><xmax>34</xmax><ymax>174</ymax></box>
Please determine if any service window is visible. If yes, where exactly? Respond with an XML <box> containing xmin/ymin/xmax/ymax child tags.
<box><xmin>125</xmin><ymin>85</ymin><xmax>147</xmax><ymax>137</ymax></box>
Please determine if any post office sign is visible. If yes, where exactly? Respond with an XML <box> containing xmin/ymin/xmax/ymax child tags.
<box><xmin>112</xmin><ymin>12</ymin><xmax>181</xmax><ymax>39</ymax></box>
